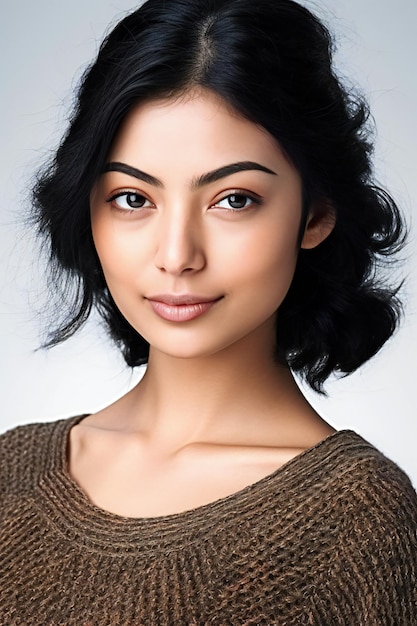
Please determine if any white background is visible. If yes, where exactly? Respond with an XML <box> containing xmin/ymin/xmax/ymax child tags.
<box><xmin>1</xmin><ymin>1</ymin><xmax>416</xmax><ymax>484</ymax></box>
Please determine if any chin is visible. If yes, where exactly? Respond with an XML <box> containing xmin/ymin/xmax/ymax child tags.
<box><xmin>150</xmin><ymin>343</ymin><xmax>219</xmax><ymax>361</ymax></box>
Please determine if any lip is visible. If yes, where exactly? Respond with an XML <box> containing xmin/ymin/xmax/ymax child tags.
<box><xmin>146</xmin><ymin>294</ymin><xmax>222</xmax><ymax>322</ymax></box>
<box><xmin>147</xmin><ymin>294</ymin><xmax>220</xmax><ymax>305</ymax></box>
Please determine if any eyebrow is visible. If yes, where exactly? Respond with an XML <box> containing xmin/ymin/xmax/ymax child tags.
<box><xmin>103</xmin><ymin>162</ymin><xmax>162</xmax><ymax>187</ymax></box>
<box><xmin>102</xmin><ymin>161</ymin><xmax>277</xmax><ymax>189</ymax></box>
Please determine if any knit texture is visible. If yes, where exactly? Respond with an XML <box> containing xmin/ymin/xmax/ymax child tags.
<box><xmin>0</xmin><ymin>416</ymin><xmax>416</xmax><ymax>625</ymax></box>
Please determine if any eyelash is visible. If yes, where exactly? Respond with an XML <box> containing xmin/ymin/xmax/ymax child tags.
<box><xmin>211</xmin><ymin>191</ymin><xmax>262</xmax><ymax>212</ymax></box>
<box><xmin>106</xmin><ymin>190</ymin><xmax>153</xmax><ymax>212</ymax></box>
<box><xmin>105</xmin><ymin>189</ymin><xmax>263</xmax><ymax>213</ymax></box>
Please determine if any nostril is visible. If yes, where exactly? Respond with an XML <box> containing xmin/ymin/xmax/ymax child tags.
<box><xmin>154</xmin><ymin>239</ymin><xmax>206</xmax><ymax>275</ymax></box>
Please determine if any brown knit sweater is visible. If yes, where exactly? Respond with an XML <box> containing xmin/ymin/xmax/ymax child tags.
<box><xmin>0</xmin><ymin>416</ymin><xmax>416</xmax><ymax>625</ymax></box>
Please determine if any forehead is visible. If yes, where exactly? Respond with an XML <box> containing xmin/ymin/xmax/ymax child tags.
<box><xmin>108</xmin><ymin>89</ymin><xmax>295</xmax><ymax>176</ymax></box>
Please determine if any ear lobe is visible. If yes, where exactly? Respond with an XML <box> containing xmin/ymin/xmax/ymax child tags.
<box><xmin>300</xmin><ymin>201</ymin><xmax>336</xmax><ymax>250</ymax></box>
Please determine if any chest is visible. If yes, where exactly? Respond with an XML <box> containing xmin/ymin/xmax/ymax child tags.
<box><xmin>0</xmin><ymin>492</ymin><xmax>344</xmax><ymax>626</ymax></box>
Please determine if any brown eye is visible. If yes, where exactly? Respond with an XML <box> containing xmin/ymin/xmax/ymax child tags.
<box><xmin>214</xmin><ymin>192</ymin><xmax>261</xmax><ymax>211</ymax></box>
<box><xmin>108</xmin><ymin>192</ymin><xmax>153</xmax><ymax>211</ymax></box>
<box><xmin>227</xmin><ymin>194</ymin><xmax>249</xmax><ymax>209</ymax></box>
<box><xmin>125</xmin><ymin>193</ymin><xmax>147</xmax><ymax>208</ymax></box>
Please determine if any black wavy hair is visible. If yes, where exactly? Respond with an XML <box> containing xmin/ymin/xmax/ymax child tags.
<box><xmin>32</xmin><ymin>0</ymin><xmax>405</xmax><ymax>392</ymax></box>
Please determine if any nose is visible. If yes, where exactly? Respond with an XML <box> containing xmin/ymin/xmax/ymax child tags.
<box><xmin>154</xmin><ymin>206</ymin><xmax>206</xmax><ymax>275</ymax></box>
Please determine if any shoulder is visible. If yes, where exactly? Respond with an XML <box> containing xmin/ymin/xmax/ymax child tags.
<box><xmin>261</xmin><ymin>430</ymin><xmax>417</xmax><ymax>578</ymax></box>
<box><xmin>0</xmin><ymin>416</ymin><xmax>83</xmax><ymax>496</ymax></box>
<box><xmin>307</xmin><ymin>431</ymin><xmax>417</xmax><ymax>612</ymax></box>
<box><xmin>214</xmin><ymin>433</ymin><xmax>417</xmax><ymax>622</ymax></box>
<box><xmin>306</xmin><ymin>430</ymin><xmax>417</xmax><ymax>529</ymax></box>
<box><xmin>322</xmin><ymin>430</ymin><xmax>417</xmax><ymax>508</ymax></box>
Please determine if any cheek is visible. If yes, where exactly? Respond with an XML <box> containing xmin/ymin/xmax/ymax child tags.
<box><xmin>91</xmin><ymin>213</ymin><xmax>143</xmax><ymax>286</ymax></box>
<box><xmin>223</xmin><ymin>224</ymin><xmax>300</xmax><ymax>300</ymax></box>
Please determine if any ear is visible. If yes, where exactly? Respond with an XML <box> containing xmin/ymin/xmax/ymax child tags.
<box><xmin>300</xmin><ymin>200</ymin><xmax>335</xmax><ymax>250</ymax></box>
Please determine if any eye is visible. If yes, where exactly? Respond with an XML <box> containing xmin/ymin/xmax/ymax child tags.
<box><xmin>107</xmin><ymin>191</ymin><xmax>153</xmax><ymax>211</ymax></box>
<box><xmin>212</xmin><ymin>192</ymin><xmax>261</xmax><ymax>211</ymax></box>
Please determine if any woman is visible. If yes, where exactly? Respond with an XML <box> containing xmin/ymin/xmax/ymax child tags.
<box><xmin>1</xmin><ymin>0</ymin><xmax>416</xmax><ymax>623</ymax></box>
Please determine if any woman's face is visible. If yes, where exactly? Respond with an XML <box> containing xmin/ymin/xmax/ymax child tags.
<box><xmin>90</xmin><ymin>90</ymin><xmax>329</xmax><ymax>360</ymax></box>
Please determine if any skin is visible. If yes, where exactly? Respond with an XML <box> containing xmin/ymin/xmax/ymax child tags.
<box><xmin>70</xmin><ymin>89</ymin><xmax>335</xmax><ymax>518</ymax></box>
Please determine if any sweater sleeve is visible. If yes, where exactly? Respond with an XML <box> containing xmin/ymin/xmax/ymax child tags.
<box><xmin>312</xmin><ymin>455</ymin><xmax>417</xmax><ymax>625</ymax></box>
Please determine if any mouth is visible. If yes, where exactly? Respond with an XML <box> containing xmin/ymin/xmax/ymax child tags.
<box><xmin>146</xmin><ymin>294</ymin><xmax>222</xmax><ymax>322</ymax></box>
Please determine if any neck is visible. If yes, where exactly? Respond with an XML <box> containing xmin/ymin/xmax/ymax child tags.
<box><xmin>119</xmin><ymin>326</ymin><xmax>315</xmax><ymax>449</ymax></box>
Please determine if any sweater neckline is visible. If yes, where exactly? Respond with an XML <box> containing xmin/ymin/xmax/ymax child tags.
<box><xmin>36</xmin><ymin>415</ymin><xmax>364</xmax><ymax>555</ymax></box>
